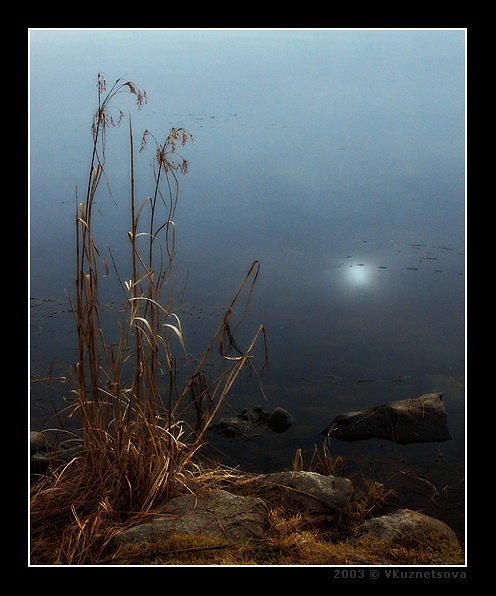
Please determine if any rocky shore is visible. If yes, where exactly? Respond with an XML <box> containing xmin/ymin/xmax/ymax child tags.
<box><xmin>30</xmin><ymin>429</ymin><xmax>463</xmax><ymax>565</ymax></box>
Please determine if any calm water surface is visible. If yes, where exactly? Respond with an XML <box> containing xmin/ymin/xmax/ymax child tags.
<box><xmin>30</xmin><ymin>30</ymin><xmax>466</xmax><ymax>538</ymax></box>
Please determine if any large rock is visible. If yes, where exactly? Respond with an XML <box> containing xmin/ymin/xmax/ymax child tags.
<box><xmin>261</xmin><ymin>471</ymin><xmax>353</xmax><ymax>513</ymax></box>
<box><xmin>348</xmin><ymin>509</ymin><xmax>459</xmax><ymax>546</ymax></box>
<box><xmin>111</xmin><ymin>489</ymin><xmax>268</xmax><ymax>547</ymax></box>
<box><xmin>321</xmin><ymin>393</ymin><xmax>452</xmax><ymax>444</ymax></box>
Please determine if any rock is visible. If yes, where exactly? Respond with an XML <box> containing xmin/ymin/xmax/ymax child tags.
<box><xmin>348</xmin><ymin>509</ymin><xmax>459</xmax><ymax>546</ymax></box>
<box><xmin>57</xmin><ymin>440</ymin><xmax>85</xmax><ymax>462</ymax></box>
<box><xmin>30</xmin><ymin>430</ymin><xmax>84</xmax><ymax>476</ymax></box>
<box><xmin>261</xmin><ymin>471</ymin><xmax>353</xmax><ymax>513</ymax></box>
<box><xmin>209</xmin><ymin>417</ymin><xmax>252</xmax><ymax>438</ymax></box>
<box><xmin>30</xmin><ymin>430</ymin><xmax>53</xmax><ymax>474</ymax></box>
<box><xmin>239</xmin><ymin>406</ymin><xmax>269</xmax><ymax>424</ymax></box>
<box><xmin>30</xmin><ymin>431</ymin><xmax>50</xmax><ymax>455</ymax></box>
<box><xmin>209</xmin><ymin>405</ymin><xmax>269</xmax><ymax>438</ymax></box>
<box><xmin>210</xmin><ymin>405</ymin><xmax>294</xmax><ymax>438</ymax></box>
<box><xmin>267</xmin><ymin>407</ymin><xmax>294</xmax><ymax>433</ymax></box>
<box><xmin>111</xmin><ymin>489</ymin><xmax>268</xmax><ymax>547</ymax></box>
<box><xmin>321</xmin><ymin>393</ymin><xmax>452</xmax><ymax>444</ymax></box>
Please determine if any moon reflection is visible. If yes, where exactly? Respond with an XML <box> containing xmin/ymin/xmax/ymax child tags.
<box><xmin>346</xmin><ymin>264</ymin><xmax>370</xmax><ymax>286</ymax></box>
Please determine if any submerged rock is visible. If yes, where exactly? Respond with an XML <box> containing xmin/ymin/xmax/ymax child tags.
<box><xmin>210</xmin><ymin>405</ymin><xmax>294</xmax><ymax>438</ymax></box>
<box><xmin>30</xmin><ymin>431</ymin><xmax>50</xmax><ymax>455</ymax></box>
<box><xmin>267</xmin><ymin>407</ymin><xmax>294</xmax><ymax>433</ymax></box>
<box><xmin>30</xmin><ymin>430</ymin><xmax>84</xmax><ymax>476</ymax></box>
<box><xmin>321</xmin><ymin>393</ymin><xmax>452</xmax><ymax>445</ymax></box>
<box><xmin>209</xmin><ymin>417</ymin><xmax>252</xmax><ymax>438</ymax></box>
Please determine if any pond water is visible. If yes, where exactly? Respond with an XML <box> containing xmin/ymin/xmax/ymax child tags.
<box><xmin>29</xmin><ymin>30</ymin><xmax>466</xmax><ymax>539</ymax></box>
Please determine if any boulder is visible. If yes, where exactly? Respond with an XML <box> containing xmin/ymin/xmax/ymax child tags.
<box><xmin>111</xmin><ymin>489</ymin><xmax>268</xmax><ymax>547</ymax></box>
<box><xmin>348</xmin><ymin>509</ymin><xmax>459</xmax><ymax>546</ymax></box>
<box><xmin>321</xmin><ymin>393</ymin><xmax>452</xmax><ymax>444</ymax></box>
<box><xmin>261</xmin><ymin>471</ymin><xmax>353</xmax><ymax>513</ymax></box>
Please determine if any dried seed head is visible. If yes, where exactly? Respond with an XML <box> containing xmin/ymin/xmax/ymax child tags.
<box><xmin>124</xmin><ymin>81</ymin><xmax>147</xmax><ymax>109</ymax></box>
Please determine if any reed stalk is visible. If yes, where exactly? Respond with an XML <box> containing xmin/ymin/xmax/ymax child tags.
<box><xmin>30</xmin><ymin>74</ymin><xmax>267</xmax><ymax>564</ymax></box>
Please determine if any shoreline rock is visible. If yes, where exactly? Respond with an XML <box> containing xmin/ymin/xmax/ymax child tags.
<box><xmin>348</xmin><ymin>508</ymin><xmax>460</xmax><ymax>547</ymax></box>
<box><xmin>261</xmin><ymin>470</ymin><xmax>353</xmax><ymax>513</ymax></box>
<box><xmin>111</xmin><ymin>489</ymin><xmax>268</xmax><ymax>548</ymax></box>
<box><xmin>30</xmin><ymin>430</ymin><xmax>461</xmax><ymax>559</ymax></box>
<box><xmin>108</xmin><ymin>473</ymin><xmax>459</xmax><ymax>556</ymax></box>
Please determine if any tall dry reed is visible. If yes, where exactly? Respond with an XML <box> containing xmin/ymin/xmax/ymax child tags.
<box><xmin>30</xmin><ymin>74</ymin><xmax>267</xmax><ymax>564</ymax></box>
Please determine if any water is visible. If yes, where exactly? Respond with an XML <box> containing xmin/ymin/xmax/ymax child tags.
<box><xmin>29</xmin><ymin>29</ymin><xmax>466</xmax><ymax>538</ymax></box>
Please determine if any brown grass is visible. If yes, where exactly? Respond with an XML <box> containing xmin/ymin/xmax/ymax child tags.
<box><xmin>92</xmin><ymin>505</ymin><xmax>465</xmax><ymax>566</ymax></box>
<box><xmin>30</xmin><ymin>74</ymin><xmax>268</xmax><ymax>565</ymax></box>
<box><xmin>32</xmin><ymin>457</ymin><xmax>464</xmax><ymax>566</ymax></box>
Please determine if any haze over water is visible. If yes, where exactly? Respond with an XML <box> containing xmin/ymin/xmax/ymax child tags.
<box><xmin>30</xmin><ymin>29</ymin><xmax>466</xmax><ymax>536</ymax></box>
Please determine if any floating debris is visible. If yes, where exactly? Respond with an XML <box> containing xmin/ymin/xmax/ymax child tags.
<box><xmin>394</xmin><ymin>375</ymin><xmax>414</xmax><ymax>382</ymax></box>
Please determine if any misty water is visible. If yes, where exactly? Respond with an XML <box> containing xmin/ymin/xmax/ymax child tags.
<box><xmin>30</xmin><ymin>30</ymin><xmax>466</xmax><ymax>537</ymax></box>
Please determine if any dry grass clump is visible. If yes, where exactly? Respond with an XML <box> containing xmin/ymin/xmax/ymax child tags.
<box><xmin>30</xmin><ymin>441</ymin><xmax>461</xmax><ymax>565</ymax></box>
<box><xmin>30</xmin><ymin>74</ymin><xmax>267</xmax><ymax>565</ymax></box>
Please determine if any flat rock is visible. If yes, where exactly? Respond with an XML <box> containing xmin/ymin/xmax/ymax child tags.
<box><xmin>348</xmin><ymin>509</ymin><xmax>459</xmax><ymax>546</ymax></box>
<box><xmin>321</xmin><ymin>393</ymin><xmax>452</xmax><ymax>444</ymax></box>
<box><xmin>261</xmin><ymin>471</ymin><xmax>353</xmax><ymax>513</ymax></box>
<box><xmin>111</xmin><ymin>489</ymin><xmax>268</xmax><ymax>547</ymax></box>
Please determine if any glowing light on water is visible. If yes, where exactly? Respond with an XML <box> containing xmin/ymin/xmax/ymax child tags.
<box><xmin>346</xmin><ymin>264</ymin><xmax>370</xmax><ymax>286</ymax></box>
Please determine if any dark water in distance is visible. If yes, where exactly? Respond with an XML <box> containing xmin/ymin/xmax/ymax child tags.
<box><xmin>29</xmin><ymin>30</ymin><xmax>466</xmax><ymax>538</ymax></box>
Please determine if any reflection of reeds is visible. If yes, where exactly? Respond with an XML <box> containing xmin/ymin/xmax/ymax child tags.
<box><xmin>31</xmin><ymin>75</ymin><xmax>267</xmax><ymax>564</ymax></box>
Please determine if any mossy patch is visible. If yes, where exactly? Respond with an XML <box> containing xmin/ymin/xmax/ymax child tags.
<box><xmin>102</xmin><ymin>528</ymin><xmax>464</xmax><ymax>566</ymax></box>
